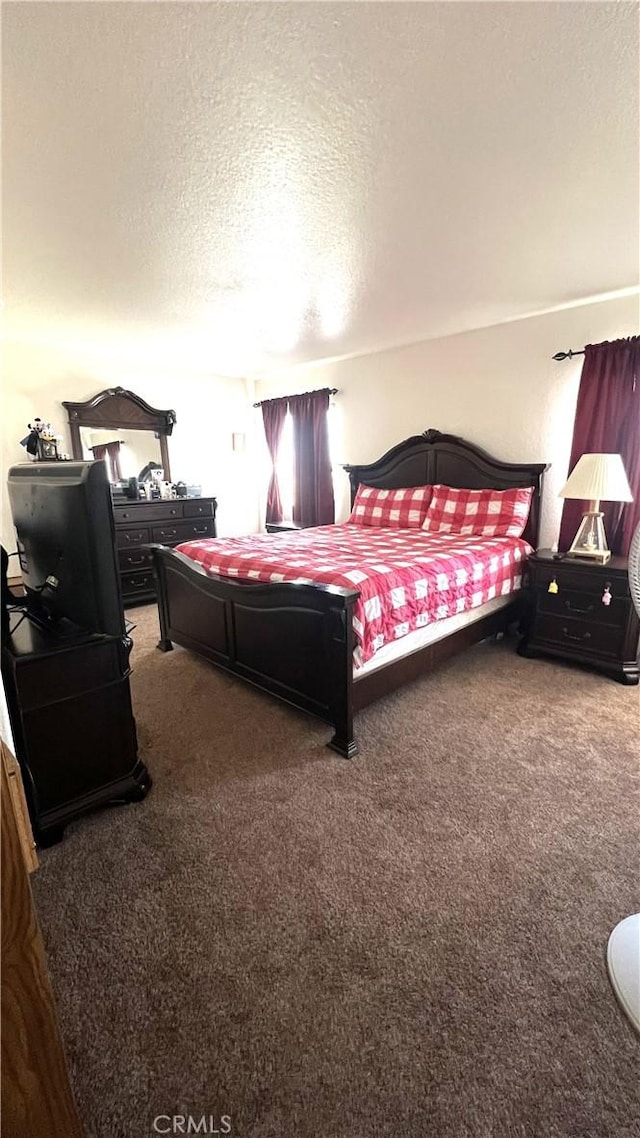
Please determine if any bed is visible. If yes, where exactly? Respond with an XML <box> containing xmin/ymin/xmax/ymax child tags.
<box><xmin>150</xmin><ymin>429</ymin><xmax>547</xmax><ymax>757</ymax></box>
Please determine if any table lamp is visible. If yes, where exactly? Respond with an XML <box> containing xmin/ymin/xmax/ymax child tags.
<box><xmin>559</xmin><ymin>453</ymin><xmax>633</xmax><ymax>564</ymax></box>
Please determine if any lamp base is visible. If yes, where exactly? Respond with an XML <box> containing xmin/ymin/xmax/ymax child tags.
<box><xmin>566</xmin><ymin>511</ymin><xmax>611</xmax><ymax>564</ymax></box>
<box><xmin>566</xmin><ymin>548</ymin><xmax>612</xmax><ymax>564</ymax></box>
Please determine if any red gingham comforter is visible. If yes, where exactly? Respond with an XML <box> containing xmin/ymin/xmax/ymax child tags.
<box><xmin>176</xmin><ymin>525</ymin><xmax>531</xmax><ymax>666</ymax></box>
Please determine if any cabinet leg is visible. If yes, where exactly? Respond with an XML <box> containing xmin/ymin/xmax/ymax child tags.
<box><xmin>36</xmin><ymin>825</ymin><xmax>65</xmax><ymax>849</ymax></box>
<box><xmin>124</xmin><ymin>781</ymin><xmax>152</xmax><ymax>803</ymax></box>
<box><xmin>156</xmin><ymin>637</ymin><xmax>173</xmax><ymax>653</ymax></box>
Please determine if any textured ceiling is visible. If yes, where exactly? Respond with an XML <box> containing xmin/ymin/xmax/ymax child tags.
<box><xmin>3</xmin><ymin>1</ymin><xmax>639</xmax><ymax>376</ymax></box>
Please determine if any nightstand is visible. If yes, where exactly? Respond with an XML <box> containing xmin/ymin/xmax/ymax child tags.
<box><xmin>265</xmin><ymin>522</ymin><xmax>303</xmax><ymax>534</ymax></box>
<box><xmin>518</xmin><ymin>549</ymin><xmax>640</xmax><ymax>684</ymax></box>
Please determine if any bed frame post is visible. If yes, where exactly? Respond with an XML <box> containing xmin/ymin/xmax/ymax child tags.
<box><xmin>327</xmin><ymin>597</ymin><xmax>358</xmax><ymax>759</ymax></box>
<box><xmin>151</xmin><ymin>545</ymin><xmax>174</xmax><ymax>652</ymax></box>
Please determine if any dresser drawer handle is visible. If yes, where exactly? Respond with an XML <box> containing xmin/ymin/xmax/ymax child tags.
<box><xmin>127</xmin><ymin>556</ymin><xmax>147</xmax><ymax>566</ymax></box>
<box><xmin>193</xmin><ymin>526</ymin><xmax>209</xmax><ymax>535</ymax></box>
<box><xmin>564</xmin><ymin>601</ymin><xmax>594</xmax><ymax>615</ymax></box>
<box><xmin>159</xmin><ymin>528</ymin><xmax>177</xmax><ymax>539</ymax></box>
<box><xmin>130</xmin><ymin>576</ymin><xmax>150</xmax><ymax>588</ymax></box>
<box><xmin>562</xmin><ymin>626</ymin><xmax>591</xmax><ymax>643</ymax></box>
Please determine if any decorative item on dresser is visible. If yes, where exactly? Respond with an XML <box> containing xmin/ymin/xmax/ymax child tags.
<box><xmin>114</xmin><ymin>497</ymin><xmax>217</xmax><ymax>604</ymax></box>
<box><xmin>151</xmin><ymin>429</ymin><xmax>547</xmax><ymax>757</ymax></box>
<box><xmin>518</xmin><ymin>550</ymin><xmax>640</xmax><ymax>684</ymax></box>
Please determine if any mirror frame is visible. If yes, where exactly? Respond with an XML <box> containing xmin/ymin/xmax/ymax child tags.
<box><xmin>63</xmin><ymin>387</ymin><xmax>177</xmax><ymax>482</ymax></box>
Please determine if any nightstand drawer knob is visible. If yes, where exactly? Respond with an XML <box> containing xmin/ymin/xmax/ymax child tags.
<box><xmin>602</xmin><ymin>585</ymin><xmax>612</xmax><ymax>606</ymax></box>
<box><xmin>564</xmin><ymin>600</ymin><xmax>594</xmax><ymax>615</ymax></box>
<box><xmin>548</xmin><ymin>578</ymin><xmax>559</xmax><ymax>594</ymax></box>
<box><xmin>562</xmin><ymin>626</ymin><xmax>591</xmax><ymax>643</ymax></box>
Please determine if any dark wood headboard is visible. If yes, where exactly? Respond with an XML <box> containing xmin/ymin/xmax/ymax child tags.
<box><xmin>344</xmin><ymin>428</ymin><xmax>548</xmax><ymax>549</ymax></box>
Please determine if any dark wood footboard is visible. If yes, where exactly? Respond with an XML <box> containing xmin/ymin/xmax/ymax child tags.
<box><xmin>150</xmin><ymin>545</ymin><xmax>361</xmax><ymax>757</ymax></box>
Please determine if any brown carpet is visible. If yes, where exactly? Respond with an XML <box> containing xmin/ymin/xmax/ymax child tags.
<box><xmin>33</xmin><ymin>604</ymin><xmax>639</xmax><ymax>1138</ymax></box>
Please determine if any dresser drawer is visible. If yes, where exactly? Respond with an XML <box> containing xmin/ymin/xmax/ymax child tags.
<box><xmin>121</xmin><ymin>569</ymin><xmax>156</xmax><ymax>598</ymax></box>
<box><xmin>114</xmin><ymin>502</ymin><xmax>184</xmax><ymax>524</ymax></box>
<box><xmin>532</xmin><ymin>612</ymin><xmax>624</xmax><ymax>659</ymax></box>
<box><xmin>536</xmin><ymin>586</ymin><xmax>628</xmax><ymax>628</ymax></box>
<box><xmin>183</xmin><ymin>499</ymin><xmax>215</xmax><ymax>518</ymax></box>
<box><xmin>118</xmin><ymin>547</ymin><xmax>153</xmax><ymax>572</ymax></box>
<box><xmin>116</xmin><ymin>526</ymin><xmax>150</xmax><ymax>548</ymax></box>
<box><xmin>151</xmin><ymin>518</ymin><xmax>215</xmax><ymax>544</ymax></box>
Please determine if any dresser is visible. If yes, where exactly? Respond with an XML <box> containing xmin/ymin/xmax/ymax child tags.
<box><xmin>113</xmin><ymin>497</ymin><xmax>217</xmax><ymax>603</ymax></box>
<box><xmin>519</xmin><ymin>549</ymin><xmax>640</xmax><ymax>684</ymax></box>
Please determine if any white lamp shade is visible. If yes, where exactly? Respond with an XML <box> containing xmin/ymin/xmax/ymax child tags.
<box><xmin>559</xmin><ymin>453</ymin><xmax>633</xmax><ymax>503</ymax></box>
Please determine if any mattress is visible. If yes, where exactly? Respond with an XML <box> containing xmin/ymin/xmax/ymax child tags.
<box><xmin>354</xmin><ymin>592</ymin><xmax>516</xmax><ymax>677</ymax></box>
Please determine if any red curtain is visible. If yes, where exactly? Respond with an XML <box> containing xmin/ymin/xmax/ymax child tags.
<box><xmin>91</xmin><ymin>441</ymin><xmax>122</xmax><ymax>482</ymax></box>
<box><xmin>106</xmin><ymin>441</ymin><xmax>122</xmax><ymax>481</ymax></box>
<box><xmin>559</xmin><ymin>336</ymin><xmax>640</xmax><ymax>556</ymax></box>
<box><xmin>262</xmin><ymin>398</ymin><xmax>289</xmax><ymax>524</ymax></box>
<box><xmin>289</xmin><ymin>389</ymin><xmax>335</xmax><ymax>528</ymax></box>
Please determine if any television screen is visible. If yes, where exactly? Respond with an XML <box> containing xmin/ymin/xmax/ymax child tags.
<box><xmin>7</xmin><ymin>460</ymin><xmax>125</xmax><ymax>638</ymax></box>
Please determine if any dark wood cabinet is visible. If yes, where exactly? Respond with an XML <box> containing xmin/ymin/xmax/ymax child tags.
<box><xmin>113</xmin><ymin>497</ymin><xmax>217</xmax><ymax>603</ymax></box>
<box><xmin>1</xmin><ymin>615</ymin><xmax>151</xmax><ymax>845</ymax></box>
<box><xmin>519</xmin><ymin>549</ymin><xmax>640</xmax><ymax>684</ymax></box>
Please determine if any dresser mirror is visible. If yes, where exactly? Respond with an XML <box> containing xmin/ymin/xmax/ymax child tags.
<box><xmin>77</xmin><ymin>426</ymin><xmax>163</xmax><ymax>482</ymax></box>
<box><xmin>63</xmin><ymin>388</ymin><xmax>177</xmax><ymax>483</ymax></box>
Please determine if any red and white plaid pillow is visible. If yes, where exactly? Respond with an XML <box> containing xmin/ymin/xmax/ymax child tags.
<box><xmin>422</xmin><ymin>484</ymin><xmax>533</xmax><ymax>538</ymax></box>
<box><xmin>349</xmin><ymin>484</ymin><xmax>433</xmax><ymax>528</ymax></box>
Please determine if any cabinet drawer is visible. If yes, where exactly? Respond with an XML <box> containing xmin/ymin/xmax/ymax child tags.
<box><xmin>121</xmin><ymin>569</ymin><xmax>156</xmax><ymax>598</ymax></box>
<box><xmin>536</xmin><ymin>586</ymin><xmax>628</xmax><ymax>628</ymax></box>
<box><xmin>151</xmin><ymin>519</ymin><xmax>215</xmax><ymax>543</ymax></box>
<box><xmin>116</xmin><ymin>526</ymin><xmax>150</xmax><ymax>548</ymax></box>
<box><xmin>533</xmin><ymin>612</ymin><xmax>624</xmax><ymax>659</ymax></box>
<box><xmin>114</xmin><ymin>502</ymin><xmax>184</xmax><ymax>523</ymax></box>
<box><xmin>183</xmin><ymin>499</ymin><xmax>215</xmax><ymax>518</ymax></box>
<box><xmin>118</xmin><ymin>547</ymin><xmax>153</xmax><ymax>572</ymax></box>
<box><xmin>11</xmin><ymin>640</ymin><xmax>121</xmax><ymax>713</ymax></box>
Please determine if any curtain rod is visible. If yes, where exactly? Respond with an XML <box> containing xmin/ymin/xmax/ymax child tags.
<box><xmin>253</xmin><ymin>387</ymin><xmax>338</xmax><ymax>408</ymax></box>
<box><xmin>552</xmin><ymin>348</ymin><xmax>586</xmax><ymax>361</ymax></box>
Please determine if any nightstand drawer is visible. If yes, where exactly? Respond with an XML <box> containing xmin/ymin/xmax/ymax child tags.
<box><xmin>537</xmin><ymin>586</ymin><xmax>628</xmax><ymax>628</ymax></box>
<box><xmin>533</xmin><ymin>612</ymin><xmax>624</xmax><ymax>659</ymax></box>
<box><xmin>530</xmin><ymin>561</ymin><xmax>630</xmax><ymax>597</ymax></box>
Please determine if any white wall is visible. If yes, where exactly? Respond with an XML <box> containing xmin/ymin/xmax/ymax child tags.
<box><xmin>1</xmin><ymin>339</ymin><xmax>261</xmax><ymax>552</ymax></box>
<box><xmin>255</xmin><ymin>295</ymin><xmax>639</xmax><ymax>547</ymax></box>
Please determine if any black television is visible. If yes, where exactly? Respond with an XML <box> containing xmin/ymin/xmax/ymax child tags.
<box><xmin>7</xmin><ymin>460</ymin><xmax>125</xmax><ymax>638</ymax></box>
